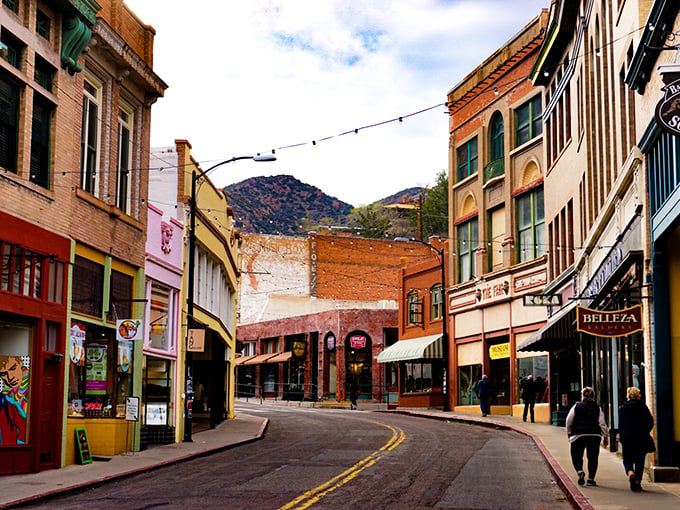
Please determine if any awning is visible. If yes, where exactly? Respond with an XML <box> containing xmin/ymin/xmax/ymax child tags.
<box><xmin>266</xmin><ymin>351</ymin><xmax>293</xmax><ymax>363</ymax></box>
<box><xmin>234</xmin><ymin>355</ymin><xmax>255</xmax><ymax>366</ymax></box>
<box><xmin>517</xmin><ymin>301</ymin><xmax>577</xmax><ymax>352</ymax></box>
<box><xmin>377</xmin><ymin>334</ymin><xmax>442</xmax><ymax>363</ymax></box>
<box><xmin>243</xmin><ymin>353</ymin><xmax>278</xmax><ymax>365</ymax></box>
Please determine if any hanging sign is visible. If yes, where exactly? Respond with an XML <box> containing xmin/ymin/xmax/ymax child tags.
<box><xmin>325</xmin><ymin>333</ymin><xmax>336</xmax><ymax>351</ymax></box>
<box><xmin>489</xmin><ymin>342</ymin><xmax>510</xmax><ymax>360</ymax></box>
<box><xmin>349</xmin><ymin>335</ymin><xmax>367</xmax><ymax>349</ymax></box>
<box><xmin>576</xmin><ymin>305</ymin><xmax>643</xmax><ymax>337</ymax></box>
<box><xmin>655</xmin><ymin>76</ymin><xmax>680</xmax><ymax>136</ymax></box>
<box><xmin>292</xmin><ymin>340</ymin><xmax>307</xmax><ymax>358</ymax></box>
<box><xmin>116</xmin><ymin>319</ymin><xmax>143</xmax><ymax>342</ymax></box>
<box><xmin>187</xmin><ymin>329</ymin><xmax>205</xmax><ymax>352</ymax></box>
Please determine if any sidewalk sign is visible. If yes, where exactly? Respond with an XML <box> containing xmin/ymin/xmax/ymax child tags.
<box><xmin>75</xmin><ymin>427</ymin><xmax>92</xmax><ymax>465</ymax></box>
<box><xmin>125</xmin><ymin>397</ymin><xmax>140</xmax><ymax>456</ymax></box>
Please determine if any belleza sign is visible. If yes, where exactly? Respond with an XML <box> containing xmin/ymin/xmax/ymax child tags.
<box><xmin>575</xmin><ymin>305</ymin><xmax>642</xmax><ymax>337</ymax></box>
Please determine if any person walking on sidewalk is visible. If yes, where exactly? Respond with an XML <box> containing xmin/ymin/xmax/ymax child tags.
<box><xmin>521</xmin><ymin>374</ymin><xmax>537</xmax><ymax>423</ymax></box>
<box><xmin>348</xmin><ymin>379</ymin><xmax>359</xmax><ymax>410</ymax></box>
<box><xmin>476</xmin><ymin>374</ymin><xmax>491</xmax><ymax>417</ymax></box>
<box><xmin>618</xmin><ymin>386</ymin><xmax>655</xmax><ymax>491</ymax></box>
<box><xmin>566</xmin><ymin>386</ymin><xmax>609</xmax><ymax>487</ymax></box>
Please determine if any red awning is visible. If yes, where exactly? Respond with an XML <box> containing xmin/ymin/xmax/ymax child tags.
<box><xmin>266</xmin><ymin>351</ymin><xmax>293</xmax><ymax>363</ymax></box>
<box><xmin>243</xmin><ymin>353</ymin><xmax>278</xmax><ymax>365</ymax></box>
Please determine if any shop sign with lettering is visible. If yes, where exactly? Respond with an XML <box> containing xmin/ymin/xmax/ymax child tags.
<box><xmin>576</xmin><ymin>305</ymin><xmax>643</xmax><ymax>337</ymax></box>
<box><xmin>656</xmin><ymin>76</ymin><xmax>680</xmax><ymax>136</ymax></box>
<box><xmin>489</xmin><ymin>342</ymin><xmax>510</xmax><ymax>360</ymax></box>
<box><xmin>349</xmin><ymin>335</ymin><xmax>367</xmax><ymax>349</ymax></box>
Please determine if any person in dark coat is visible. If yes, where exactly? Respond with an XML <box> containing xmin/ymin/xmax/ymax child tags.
<box><xmin>619</xmin><ymin>387</ymin><xmax>654</xmax><ymax>491</ymax></box>
<box><xmin>521</xmin><ymin>374</ymin><xmax>537</xmax><ymax>423</ymax></box>
<box><xmin>565</xmin><ymin>386</ymin><xmax>609</xmax><ymax>487</ymax></box>
<box><xmin>476</xmin><ymin>374</ymin><xmax>490</xmax><ymax>417</ymax></box>
<box><xmin>348</xmin><ymin>379</ymin><xmax>359</xmax><ymax>410</ymax></box>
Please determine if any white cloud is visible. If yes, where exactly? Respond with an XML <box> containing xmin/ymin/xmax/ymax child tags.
<box><xmin>126</xmin><ymin>0</ymin><xmax>549</xmax><ymax>206</ymax></box>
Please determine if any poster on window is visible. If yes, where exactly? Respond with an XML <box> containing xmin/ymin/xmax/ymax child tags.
<box><xmin>0</xmin><ymin>355</ymin><xmax>30</xmax><ymax>445</ymax></box>
<box><xmin>146</xmin><ymin>403</ymin><xmax>167</xmax><ymax>425</ymax></box>
<box><xmin>70</xmin><ymin>322</ymin><xmax>85</xmax><ymax>365</ymax></box>
<box><xmin>86</xmin><ymin>343</ymin><xmax>107</xmax><ymax>395</ymax></box>
<box><xmin>118</xmin><ymin>340</ymin><xmax>132</xmax><ymax>373</ymax></box>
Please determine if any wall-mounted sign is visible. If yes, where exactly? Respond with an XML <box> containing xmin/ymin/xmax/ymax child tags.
<box><xmin>349</xmin><ymin>335</ymin><xmax>367</xmax><ymax>349</ymax></box>
<box><xmin>655</xmin><ymin>76</ymin><xmax>680</xmax><ymax>136</ymax></box>
<box><xmin>523</xmin><ymin>294</ymin><xmax>562</xmax><ymax>306</ymax></box>
<box><xmin>116</xmin><ymin>319</ymin><xmax>143</xmax><ymax>342</ymax></box>
<box><xmin>489</xmin><ymin>342</ymin><xmax>510</xmax><ymax>360</ymax></box>
<box><xmin>187</xmin><ymin>329</ymin><xmax>205</xmax><ymax>352</ymax></box>
<box><xmin>576</xmin><ymin>305</ymin><xmax>643</xmax><ymax>337</ymax></box>
<box><xmin>325</xmin><ymin>333</ymin><xmax>336</xmax><ymax>351</ymax></box>
<box><xmin>292</xmin><ymin>340</ymin><xmax>307</xmax><ymax>358</ymax></box>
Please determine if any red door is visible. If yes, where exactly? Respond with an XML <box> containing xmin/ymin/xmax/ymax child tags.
<box><xmin>38</xmin><ymin>358</ymin><xmax>61</xmax><ymax>469</ymax></box>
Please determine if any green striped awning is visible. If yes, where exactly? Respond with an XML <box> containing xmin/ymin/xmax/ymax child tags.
<box><xmin>377</xmin><ymin>334</ymin><xmax>442</xmax><ymax>363</ymax></box>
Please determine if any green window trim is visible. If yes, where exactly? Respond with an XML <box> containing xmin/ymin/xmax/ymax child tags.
<box><xmin>457</xmin><ymin>217</ymin><xmax>478</xmax><ymax>283</ymax></box>
<box><xmin>515</xmin><ymin>96</ymin><xmax>543</xmax><ymax>147</ymax></box>
<box><xmin>456</xmin><ymin>137</ymin><xmax>478</xmax><ymax>181</ymax></box>
<box><xmin>517</xmin><ymin>187</ymin><xmax>545</xmax><ymax>263</ymax></box>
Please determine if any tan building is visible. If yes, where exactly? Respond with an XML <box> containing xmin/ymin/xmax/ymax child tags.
<box><xmin>0</xmin><ymin>0</ymin><xmax>165</xmax><ymax>473</ymax></box>
<box><xmin>446</xmin><ymin>11</ymin><xmax>550</xmax><ymax>419</ymax></box>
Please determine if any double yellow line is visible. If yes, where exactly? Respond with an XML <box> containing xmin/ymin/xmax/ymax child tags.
<box><xmin>279</xmin><ymin>421</ymin><xmax>406</xmax><ymax>510</ymax></box>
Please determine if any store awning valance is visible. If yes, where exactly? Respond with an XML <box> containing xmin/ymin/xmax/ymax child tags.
<box><xmin>517</xmin><ymin>302</ymin><xmax>577</xmax><ymax>352</ymax></box>
<box><xmin>267</xmin><ymin>351</ymin><xmax>293</xmax><ymax>363</ymax></box>
<box><xmin>243</xmin><ymin>353</ymin><xmax>277</xmax><ymax>365</ymax></box>
<box><xmin>234</xmin><ymin>355</ymin><xmax>255</xmax><ymax>366</ymax></box>
<box><xmin>377</xmin><ymin>334</ymin><xmax>442</xmax><ymax>363</ymax></box>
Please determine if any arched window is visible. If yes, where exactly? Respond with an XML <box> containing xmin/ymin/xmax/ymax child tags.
<box><xmin>490</xmin><ymin>112</ymin><xmax>504</xmax><ymax>162</ymax></box>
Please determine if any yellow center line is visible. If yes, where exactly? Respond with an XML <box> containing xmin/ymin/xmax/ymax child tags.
<box><xmin>279</xmin><ymin>421</ymin><xmax>406</xmax><ymax>510</ymax></box>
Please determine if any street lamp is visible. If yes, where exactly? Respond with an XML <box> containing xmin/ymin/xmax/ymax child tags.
<box><xmin>184</xmin><ymin>153</ymin><xmax>276</xmax><ymax>442</ymax></box>
<box><xmin>411</xmin><ymin>237</ymin><xmax>450</xmax><ymax>412</ymax></box>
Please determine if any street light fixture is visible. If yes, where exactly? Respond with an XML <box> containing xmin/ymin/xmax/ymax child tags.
<box><xmin>411</xmin><ymin>237</ymin><xmax>450</xmax><ymax>412</ymax></box>
<box><xmin>184</xmin><ymin>153</ymin><xmax>276</xmax><ymax>442</ymax></box>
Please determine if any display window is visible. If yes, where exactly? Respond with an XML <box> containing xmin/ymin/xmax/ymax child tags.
<box><xmin>458</xmin><ymin>364</ymin><xmax>482</xmax><ymax>405</ymax></box>
<box><xmin>400</xmin><ymin>360</ymin><xmax>443</xmax><ymax>394</ymax></box>
<box><xmin>67</xmin><ymin>323</ymin><xmax>133</xmax><ymax>418</ymax></box>
<box><xmin>517</xmin><ymin>355</ymin><xmax>549</xmax><ymax>403</ymax></box>
<box><xmin>149</xmin><ymin>282</ymin><xmax>173</xmax><ymax>352</ymax></box>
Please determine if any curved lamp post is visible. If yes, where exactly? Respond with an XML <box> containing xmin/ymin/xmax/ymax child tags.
<box><xmin>184</xmin><ymin>154</ymin><xmax>276</xmax><ymax>442</ymax></box>
<box><xmin>411</xmin><ymin>237</ymin><xmax>450</xmax><ymax>412</ymax></box>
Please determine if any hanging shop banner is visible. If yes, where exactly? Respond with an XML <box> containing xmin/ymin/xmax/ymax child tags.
<box><xmin>118</xmin><ymin>340</ymin><xmax>132</xmax><ymax>373</ymax></box>
<box><xmin>655</xmin><ymin>76</ymin><xmax>680</xmax><ymax>136</ymax></box>
<box><xmin>292</xmin><ymin>340</ymin><xmax>307</xmax><ymax>359</ymax></box>
<box><xmin>489</xmin><ymin>342</ymin><xmax>510</xmax><ymax>360</ymax></box>
<box><xmin>325</xmin><ymin>333</ymin><xmax>336</xmax><ymax>352</ymax></box>
<box><xmin>187</xmin><ymin>329</ymin><xmax>205</xmax><ymax>352</ymax></box>
<box><xmin>576</xmin><ymin>305</ymin><xmax>643</xmax><ymax>337</ymax></box>
<box><xmin>117</xmin><ymin>319</ymin><xmax>143</xmax><ymax>342</ymax></box>
<box><xmin>349</xmin><ymin>335</ymin><xmax>367</xmax><ymax>349</ymax></box>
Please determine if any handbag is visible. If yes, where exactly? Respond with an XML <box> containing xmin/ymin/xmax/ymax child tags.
<box><xmin>645</xmin><ymin>435</ymin><xmax>656</xmax><ymax>453</ymax></box>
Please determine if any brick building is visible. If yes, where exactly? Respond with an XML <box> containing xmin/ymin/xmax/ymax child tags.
<box><xmin>236</xmin><ymin>233</ymin><xmax>433</xmax><ymax>402</ymax></box>
<box><xmin>0</xmin><ymin>0</ymin><xmax>165</xmax><ymax>473</ymax></box>
<box><xmin>446</xmin><ymin>11</ymin><xmax>550</xmax><ymax>418</ymax></box>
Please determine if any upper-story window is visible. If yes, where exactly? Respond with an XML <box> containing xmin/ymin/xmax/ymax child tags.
<box><xmin>36</xmin><ymin>10</ymin><xmax>51</xmax><ymax>40</ymax></box>
<box><xmin>34</xmin><ymin>56</ymin><xmax>55</xmax><ymax>92</ymax></box>
<box><xmin>515</xmin><ymin>95</ymin><xmax>542</xmax><ymax>146</ymax></box>
<box><xmin>490</xmin><ymin>112</ymin><xmax>504</xmax><ymax>162</ymax></box>
<box><xmin>0</xmin><ymin>31</ymin><xmax>23</xmax><ymax>69</ymax></box>
<box><xmin>457</xmin><ymin>137</ymin><xmax>478</xmax><ymax>181</ymax></box>
<box><xmin>517</xmin><ymin>187</ymin><xmax>545</xmax><ymax>263</ymax></box>
<box><xmin>457</xmin><ymin>217</ymin><xmax>478</xmax><ymax>283</ymax></box>
<box><xmin>2</xmin><ymin>0</ymin><xmax>18</xmax><ymax>14</ymax></box>
<box><xmin>430</xmin><ymin>283</ymin><xmax>443</xmax><ymax>321</ymax></box>
<box><xmin>30</xmin><ymin>97</ymin><xmax>52</xmax><ymax>189</ymax></box>
<box><xmin>407</xmin><ymin>290</ymin><xmax>421</xmax><ymax>326</ymax></box>
<box><xmin>116</xmin><ymin>103</ymin><xmax>133</xmax><ymax>213</ymax></box>
<box><xmin>81</xmin><ymin>76</ymin><xmax>102</xmax><ymax>195</ymax></box>
<box><xmin>0</xmin><ymin>76</ymin><xmax>19</xmax><ymax>173</ymax></box>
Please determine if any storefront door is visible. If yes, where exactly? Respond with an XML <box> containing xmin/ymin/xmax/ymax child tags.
<box><xmin>345</xmin><ymin>332</ymin><xmax>372</xmax><ymax>397</ymax></box>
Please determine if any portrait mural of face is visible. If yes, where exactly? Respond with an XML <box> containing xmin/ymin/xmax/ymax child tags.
<box><xmin>0</xmin><ymin>355</ymin><xmax>30</xmax><ymax>445</ymax></box>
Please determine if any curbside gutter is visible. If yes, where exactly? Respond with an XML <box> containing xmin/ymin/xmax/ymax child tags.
<box><xmin>385</xmin><ymin>410</ymin><xmax>594</xmax><ymax>510</ymax></box>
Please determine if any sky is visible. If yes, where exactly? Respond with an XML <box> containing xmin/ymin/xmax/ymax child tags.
<box><xmin>125</xmin><ymin>0</ymin><xmax>549</xmax><ymax>206</ymax></box>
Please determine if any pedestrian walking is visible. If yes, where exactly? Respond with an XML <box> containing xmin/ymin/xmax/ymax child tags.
<box><xmin>521</xmin><ymin>375</ymin><xmax>537</xmax><ymax>422</ymax></box>
<box><xmin>476</xmin><ymin>374</ymin><xmax>490</xmax><ymax>417</ymax></box>
<box><xmin>618</xmin><ymin>386</ymin><xmax>655</xmax><ymax>491</ymax></box>
<box><xmin>565</xmin><ymin>386</ymin><xmax>609</xmax><ymax>487</ymax></box>
<box><xmin>348</xmin><ymin>379</ymin><xmax>359</xmax><ymax>410</ymax></box>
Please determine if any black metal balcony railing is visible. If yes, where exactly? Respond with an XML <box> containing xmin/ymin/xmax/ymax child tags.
<box><xmin>484</xmin><ymin>158</ymin><xmax>505</xmax><ymax>183</ymax></box>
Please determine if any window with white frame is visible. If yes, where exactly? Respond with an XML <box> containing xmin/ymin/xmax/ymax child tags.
<box><xmin>407</xmin><ymin>290</ymin><xmax>421</xmax><ymax>326</ymax></box>
<box><xmin>457</xmin><ymin>218</ymin><xmax>478</xmax><ymax>283</ymax></box>
<box><xmin>517</xmin><ymin>187</ymin><xmax>545</xmax><ymax>262</ymax></box>
<box><xmin>430</xmin><ymin>283</ymin><xmax>443</xmax><ymax>321</ymax></box>
<box><xmin>194</xmin><ymin>248</ymin><xmax>236</xmax><ymax>333</ymax></box>
<box><xmin>116</xmin><ymin>103</ymin><xmax>133</xmax><ymax>213</ymax></box>
<box><xmin>81</xmin><ymin>76</ymin><xmax>101</xmax><ymax>195</ymax></box>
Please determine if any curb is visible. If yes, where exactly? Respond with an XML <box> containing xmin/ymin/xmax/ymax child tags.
<box><xmin>1</xmin><ymin>418</ymin><xmax>269</xmax><ymax>510</ymax></box>
<box><xmin>385</xmin><ymin>410</ymin><xmax>593</xmax><ymax>510</ymax></box>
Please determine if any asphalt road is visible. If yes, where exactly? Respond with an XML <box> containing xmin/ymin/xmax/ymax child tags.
<box><xmin>33</xmin><ymin>402</ymin><xmax>571</xmax><ymax>509</ymax></box>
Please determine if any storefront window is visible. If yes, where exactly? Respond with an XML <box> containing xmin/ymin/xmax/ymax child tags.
<box><xmin>143</xmin><ymin>357</ymin><xmax>171</xmax><ymax>426</ymax></box>
<box><xmin>400</xmin><ymin>360</ymin><xmax>443</xmax><ymax>393</ymax></box>
<box><xmin>68</xmin><ymin>323</ymin><xmax>132</xmax><ymax>418</ymax></box>
<box><xmin>517</xmin><ymin>355</ymin><xmax>548</xmax><ymax>403</ymax></box>
<box><xmin>458</xmin><ymin>364</ymin><xmax>482</xmax><ymax>405</ymax></box>
<box><xmin>149</xmin><ymin>282</ymin><xmax>172</xmax><ymax>351</ymax></box>
<box><xmin>0</xmin><ymin>324</ymin><xmax>32</xmax><ymax>445</ymax></box>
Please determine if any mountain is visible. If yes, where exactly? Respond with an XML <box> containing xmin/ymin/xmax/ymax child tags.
<box><xmin>224</xmin><ymin>175</ymin><xmax>425</xmax><ymax>236</ymax></box>
<box><xmin>224</xmin><ymin>175</ymin><xmax>353</xmax><ymax>236</ymax></box>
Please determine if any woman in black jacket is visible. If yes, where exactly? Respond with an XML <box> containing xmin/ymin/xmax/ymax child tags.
<box><xmin>618</xmin><ymin>387</ymin><xmax>655</xmax><ymax>491</ymax></box>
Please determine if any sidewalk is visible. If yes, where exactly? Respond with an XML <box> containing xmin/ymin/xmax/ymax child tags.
<box><xmin>1</xmin><ymin>404</ymin><xmax>679</xmax><ymax>509</ymax></box>
<box><xmin>393</xmin><ymin>408</ymin><xmax>680</xmax><ymax>510</ymax></box>
<box><xmin>0</xmin><ymin>413</ymin><xmax>268</xmax><ymax>509</ymax></box>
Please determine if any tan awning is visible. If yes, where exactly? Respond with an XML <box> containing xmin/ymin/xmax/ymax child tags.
<box><xmin>266</xmin><ymin>351</ymin><xmax>293</xmax><ymax>363</ymax></box>
<box><xmin>243</xmin><ymin>353</ymin><xmax>278</xmax><ymax>365</ymax></box>
<box><xmin>377</xmin><ymin>334</ymin><xmax>442</xmax><ymax>363</ymax></box>
<box><xmin>234</xmin><ymin>355</ymin><xmax>255</xmax><ymax>366</ymax></box>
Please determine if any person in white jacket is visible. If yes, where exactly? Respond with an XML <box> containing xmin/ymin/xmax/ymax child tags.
<box><xmin>565</xmin><ymin>386</ymin><xmax>609</xmax><ymax>487</ymax></box>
